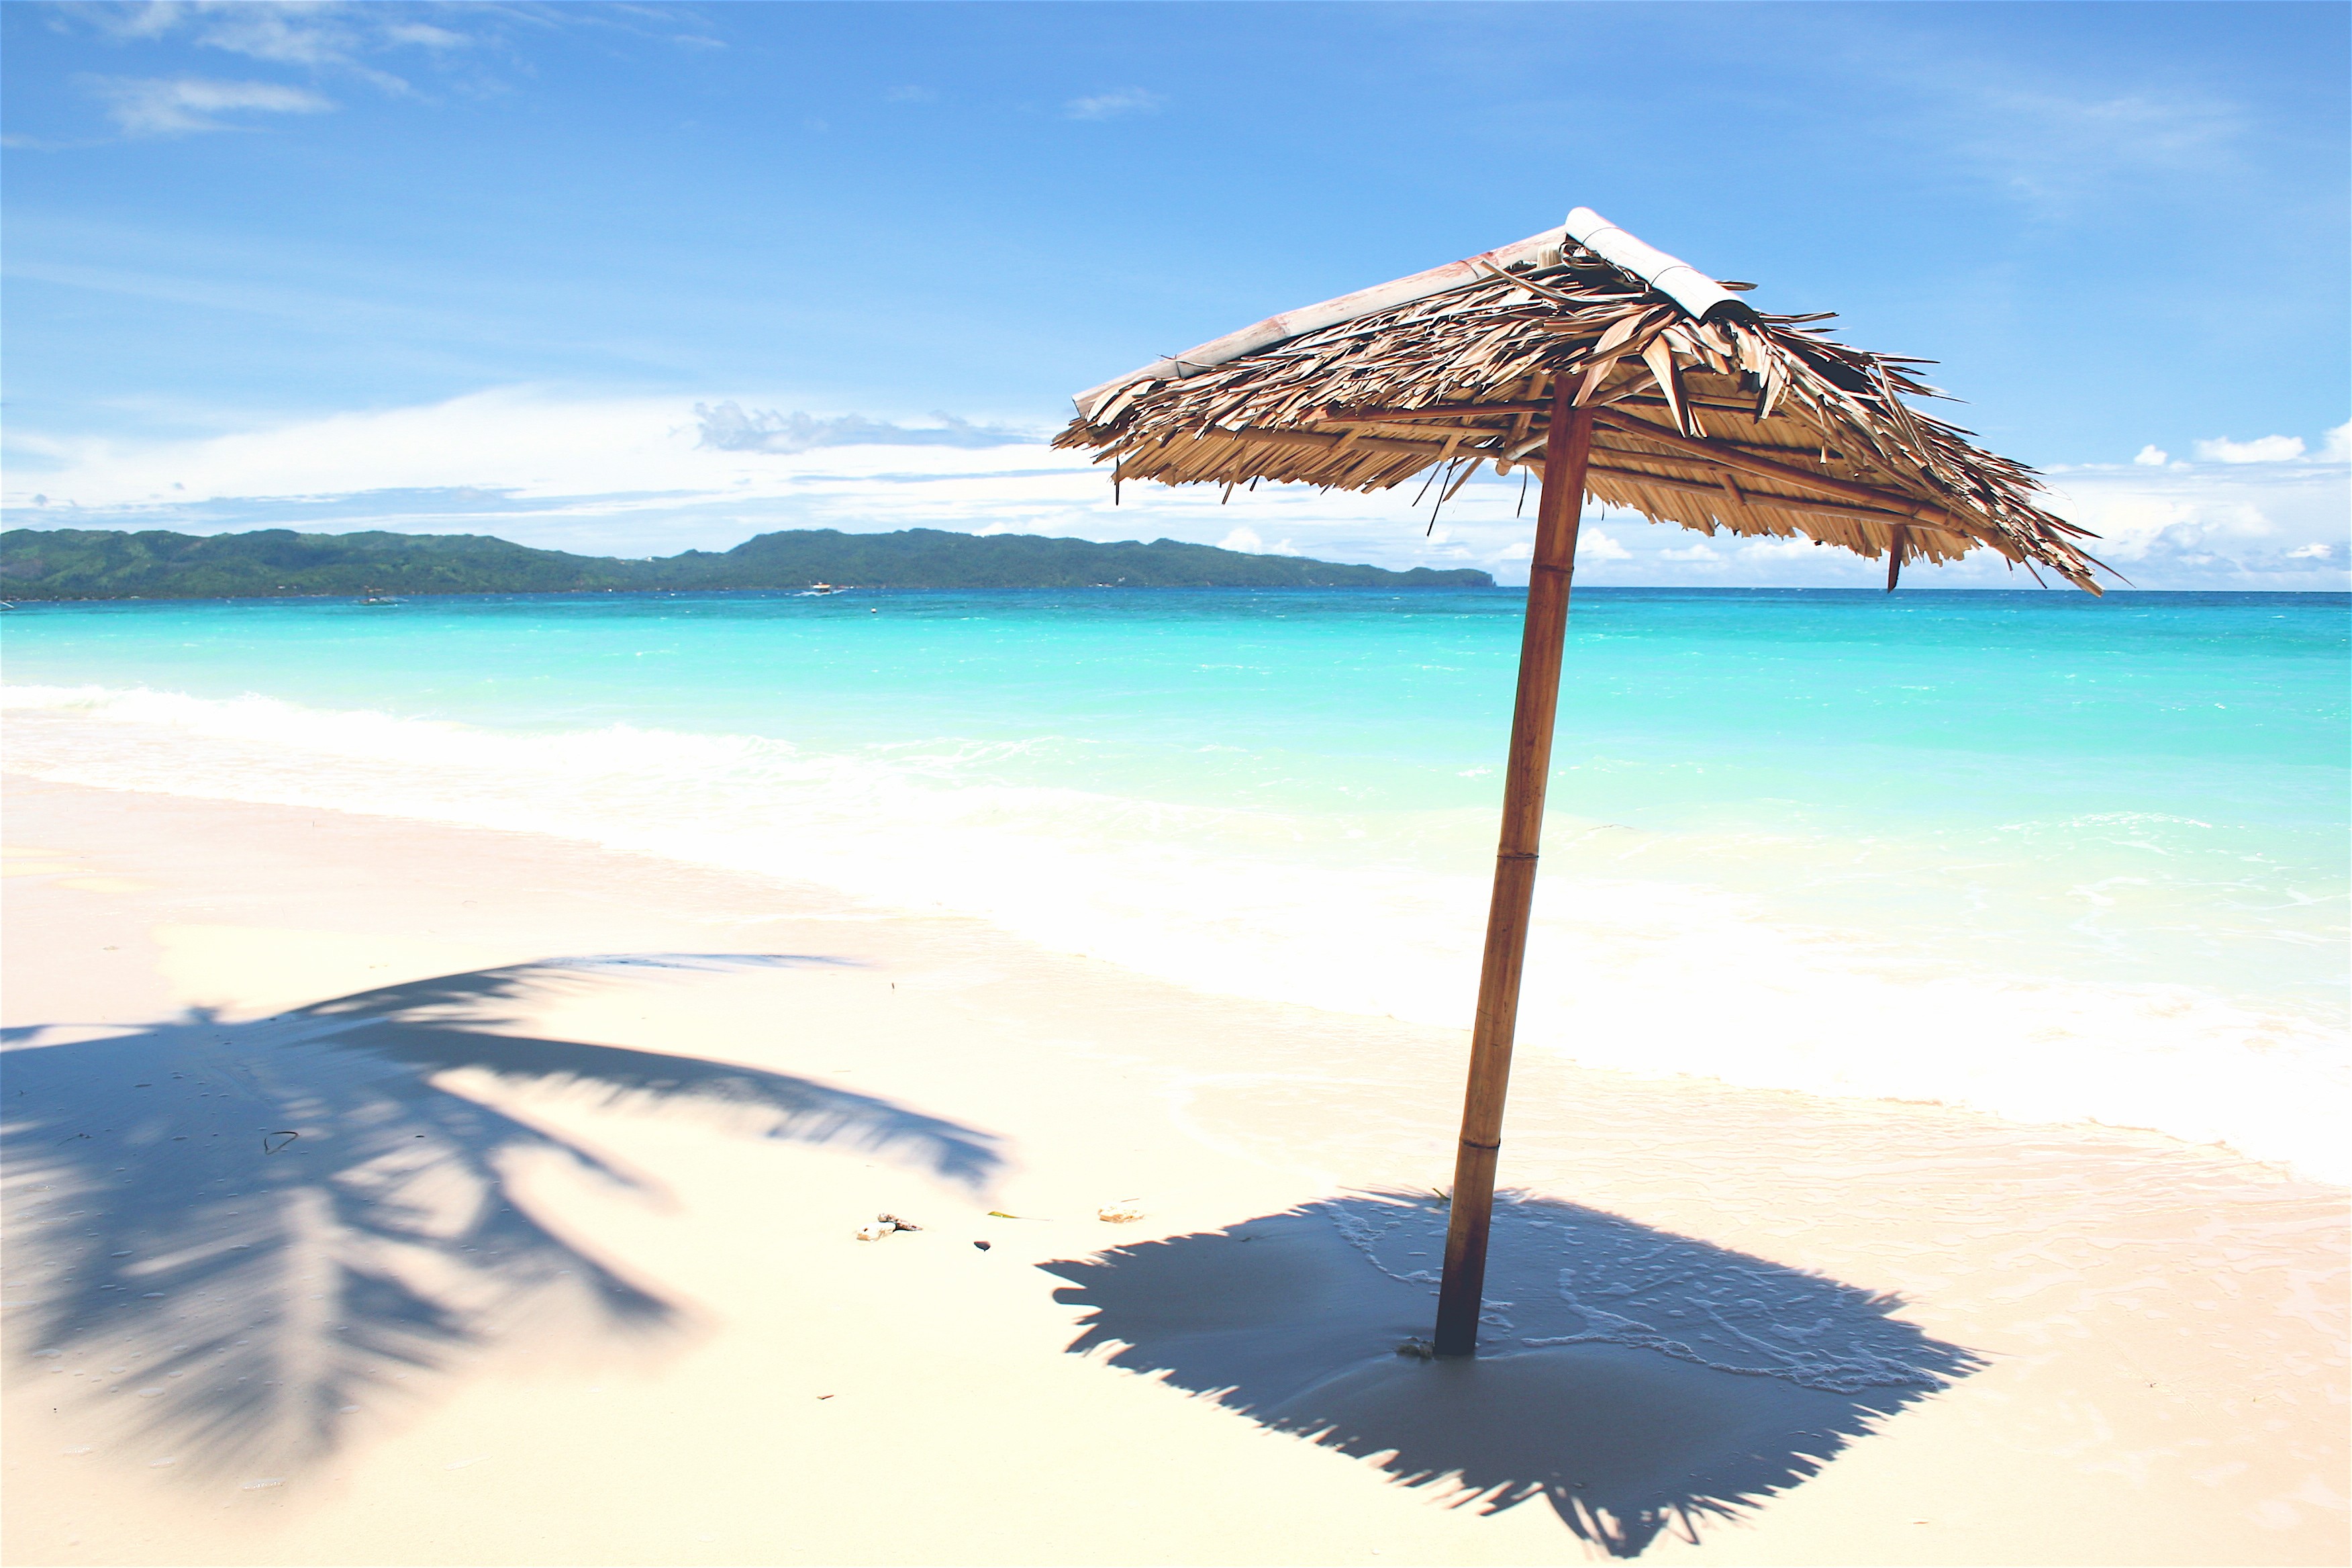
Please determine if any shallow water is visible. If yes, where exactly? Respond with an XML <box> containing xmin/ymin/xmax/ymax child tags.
<box><xmin>5</xmin><ymin>586</ymin><xmax>2345</xmax><ymax>1178</ymax></box>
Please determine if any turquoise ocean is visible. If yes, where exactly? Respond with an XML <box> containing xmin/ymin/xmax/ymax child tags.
<box><xmin>6</xmin><ymin>587</ymin><xmax>2345</xmax><ymax>1181</ymax></box>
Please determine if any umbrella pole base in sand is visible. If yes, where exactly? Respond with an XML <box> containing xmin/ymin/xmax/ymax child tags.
<box><xmin>1434</xmin><ymin>394</ymin><xmax>1592</xmax><ymax>1359</ymax></box>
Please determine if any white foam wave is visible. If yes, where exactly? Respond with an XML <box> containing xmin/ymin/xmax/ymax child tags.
<box><xmin>7</xmin><ymin>683</ymin><xmax>2345</xmax><ymax>1183</ymax></box>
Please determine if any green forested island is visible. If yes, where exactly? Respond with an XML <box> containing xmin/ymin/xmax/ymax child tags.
<box><xmin>0</xmin><ymin>526</ymin><xmax>1492</xmax><ymax>599</ymax></box>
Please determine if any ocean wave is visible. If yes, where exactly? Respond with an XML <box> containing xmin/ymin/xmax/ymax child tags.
<box><xmin>7</xmin><ymin>682</ymin><xmax>2345</xmax><ymax>1184</ymax></box>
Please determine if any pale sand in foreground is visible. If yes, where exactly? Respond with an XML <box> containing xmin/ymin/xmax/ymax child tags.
<box><xmin>2</xmin><ymin>777</ymin><xmax>2345</xmax><ymax>1566</ymax></box>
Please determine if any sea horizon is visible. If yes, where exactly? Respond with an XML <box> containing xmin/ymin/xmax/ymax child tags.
<box><xmin>9</xmin><ymin>581</ymin><xmax>2350</xmax><ymax>601</ymax></box>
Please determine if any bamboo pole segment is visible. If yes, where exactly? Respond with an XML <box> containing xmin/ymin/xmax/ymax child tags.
<box><xmin>1432</xmin><ymin>385</ymin><xmax>1594</xmax><ymax>1360</ymax></box>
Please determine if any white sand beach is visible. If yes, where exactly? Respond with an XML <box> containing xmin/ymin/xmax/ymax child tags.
<box><xmin>4</xmin><ymin>777</ymin><xmax>2345</xmax><ymax>1565</ymax></box>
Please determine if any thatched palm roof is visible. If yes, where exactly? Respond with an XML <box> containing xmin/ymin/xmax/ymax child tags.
<box><xmin>1057</xmin><ymin>209</ymin><xmax>2106</xmax><ymax>591</ymax></box>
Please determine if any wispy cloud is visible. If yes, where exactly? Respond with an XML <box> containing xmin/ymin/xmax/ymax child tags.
<box><xmin>2195</xmin><ymin>434</ymin><xmax>2307</xmax><ymax>464</ymax></box>
<box><xmin>381</xmin><ymin>22</ymin><xmax>469</xmax><ymax>51</ymax></box>
<box><xmin>58</xmin><ymin>1</ymin><xmax>515</xmax><ymax>107</ymax></box>
<box><xmin>693</xmin><ymin>403</ymin><xmax>1034</xmax><ymax>454</ymax></box>
<box><xmin>80</xmin><ymin>1</ymin><xmax>190</xmax><ymax>43</ymax></box>
<box><xmin>1960</xmin><ymin>88</ymin><xmax>2247</xmax><ymax>209</ymax></box>
<box><xmin>84</xmin><ymin>1</ymin><xmax>473</xmax><ymax>64</ymax></box>
<box><xmin>1064</xmin><ymin>88</ymin><xmax>1163</xmax><ymax>121</ymax></box>
<box><xmin>1883</xmin><ymin>27</ymin><xmax>2253</xmax><ymax>217</ymax></box>
<box><xmin>181</xmin><ymin>3</ymin><xmax>360</xmax><ymax>66</ymax></box>
<box><xmin>80</xmin><ymin>75</ymin><xmax>336</xmax><ymax>137</ymax></box>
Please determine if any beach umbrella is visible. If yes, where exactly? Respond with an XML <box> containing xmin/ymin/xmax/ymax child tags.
<box><xmin>1057</xmin><ymin>209</ymin><xmax>2108</xmax><ymax>1358</ymax></box>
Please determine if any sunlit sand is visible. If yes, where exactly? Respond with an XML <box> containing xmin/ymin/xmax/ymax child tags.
<box><xmin>4</xmin><ymin>777</ymin><xmax>2343</xmax><ymax>1564</ymax></box>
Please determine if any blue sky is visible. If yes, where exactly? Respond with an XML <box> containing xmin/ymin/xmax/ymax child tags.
<box><xmin>3</xmin><ymin>0</ymin><xmax>2346</xmax><ymax>587</ymax></box>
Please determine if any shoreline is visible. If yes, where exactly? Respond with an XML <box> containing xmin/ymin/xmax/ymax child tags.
<box><xmin>6</xmin><ymin>681</ymin><xmax>2344</xmax><ymax>1186</ymax></box>
<box><xmin>3</xmin><ymin>777</ymin><xmax>2346</xmax><ymax>1564</ymax></box>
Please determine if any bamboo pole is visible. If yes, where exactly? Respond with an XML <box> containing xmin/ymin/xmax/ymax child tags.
<box><xmin>1432</xmin><ymin>386</ymin><xmax>1594</xmax><ymax>1359</ymax></box>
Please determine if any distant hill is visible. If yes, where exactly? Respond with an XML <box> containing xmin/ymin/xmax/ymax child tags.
<box><xmin>0</xmin><ymin>526</ymin><xmax>1493</xmax><ymax>599</ymax></box>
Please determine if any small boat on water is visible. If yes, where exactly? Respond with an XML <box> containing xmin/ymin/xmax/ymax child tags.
<box><xmin>805</xmin><ymin>582</ymin><xmax>842</xmax><ymax>595</ymax></box>
<box><xmin>359</xmin><ymin>595</ymin><xmax>402</xmax><ymax>606</ymax></box>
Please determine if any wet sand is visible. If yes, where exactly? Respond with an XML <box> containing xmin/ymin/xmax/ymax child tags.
<box><xmin>3</xmin><ymin>777</ymin><xmax>2344</xmax><ymax>1565</ymax></box>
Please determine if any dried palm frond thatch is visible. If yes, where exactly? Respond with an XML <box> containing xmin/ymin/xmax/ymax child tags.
<box><xmin>1058</xmin><ymin>209</ymin><xmax>2106</xmax><ymax>591</ymax></box>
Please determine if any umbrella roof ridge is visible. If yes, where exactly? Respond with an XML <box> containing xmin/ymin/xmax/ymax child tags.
<box><xmin>1058</xmin><ymin>210</ymin><xmax>2108</xmax><ymax>591</ymax></box>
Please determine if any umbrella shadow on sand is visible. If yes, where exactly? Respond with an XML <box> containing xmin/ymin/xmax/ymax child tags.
<box><xmin>3</xmin><ymin>953</ymin><xmax>1004</xmax><ymax>1477</ymax></box>
<box><xmin>1045</xmin><ymin>1193</ymin><xmax>1980</xmax><ymax>1557</ymax></box>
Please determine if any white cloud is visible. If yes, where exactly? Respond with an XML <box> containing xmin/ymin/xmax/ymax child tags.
<box><xmin>87</xmin><ymin>1</ymin><xmax>439</xmax><ymax>63</ymax></box>
<box><xmin>1065</xmin><ymin>88</ymin><xmax>1164</xmax><ymax>121</ymax></box>
<box><xmin>2133</xmin><ymin>444</ymin><xmax>2167</xmax><ymax>467</ymax></box>
<box><xmin>1575</xmin><ymin>529</ymin><xmax>1630</xmax><ymax>562</ymax></box>
<box><xmin>65</xmin><ymin>3</ymin><xmax>495</xmax><ymax>101</ymax></box>
<box><xmin>81</xmin><ymin>75</ymin><xmax>336</xmax><ymax>137</ymax></box>
<box><xmin>2030</xmin><ymin>459</ymin><xmax>2349</xmax><ymax>587</ymax></box>
<box><xmin>1933</xmin><ymin>70</ymin><xmax>2247</xmax><ymax>214</ymax></box>
<box><xmin>694</xmin><ymin>402</ymin><xmax>1032</xmax><ymax>454</ymax></box>
<box><xmin>2320</xmin><ymin>422</ymin><xmax>2351</xmax><ymax>464</ymax></box>
<box><xmin>1718</xmin><ymin>535</ymin><xmax>1826</xmax><ymax>564</ymax></box>
<box><xmin>189</xmin><ymin>5</ymin><xmax>358</xmax><ymax>66</ymax></box>
<box><xmin>383</xmin><ymin>23</ymin><xmax>468</xmax><ymax>50</ymax></box>
<box><xmin>86</xmin><ymin>1</ymin><xmax>183</xmax><ymax>42</ymax></box>
<box><xmin>2194</xmin><ymin>434</ymin><xmax>2306</xmax><ymax>464</ymax></box>
<box><xmin>5</xmin><ymin>388</ymin><xmax>2344</xmax><ymax>591</ymax></box>
<box><xmin>1216</xmin><ymin>526</ymin><xmax>1297</xmax><ymax>556</ymax></box>
<box><xmin>0</xmin><ymin>388</ymin><xmax>1181</xmax><ymax>560</ymax></box>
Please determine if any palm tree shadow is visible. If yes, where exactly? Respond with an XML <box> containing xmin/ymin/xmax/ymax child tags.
<box><xmin>1044</xmin><ymin>1192</ymin><xmax>1981</xmax><ymax>1557</ymax></box>
<box><xmin>3</xmin><ymin>953</ymin><xmax>1005</xmax><ymax>1477</ymax></box>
